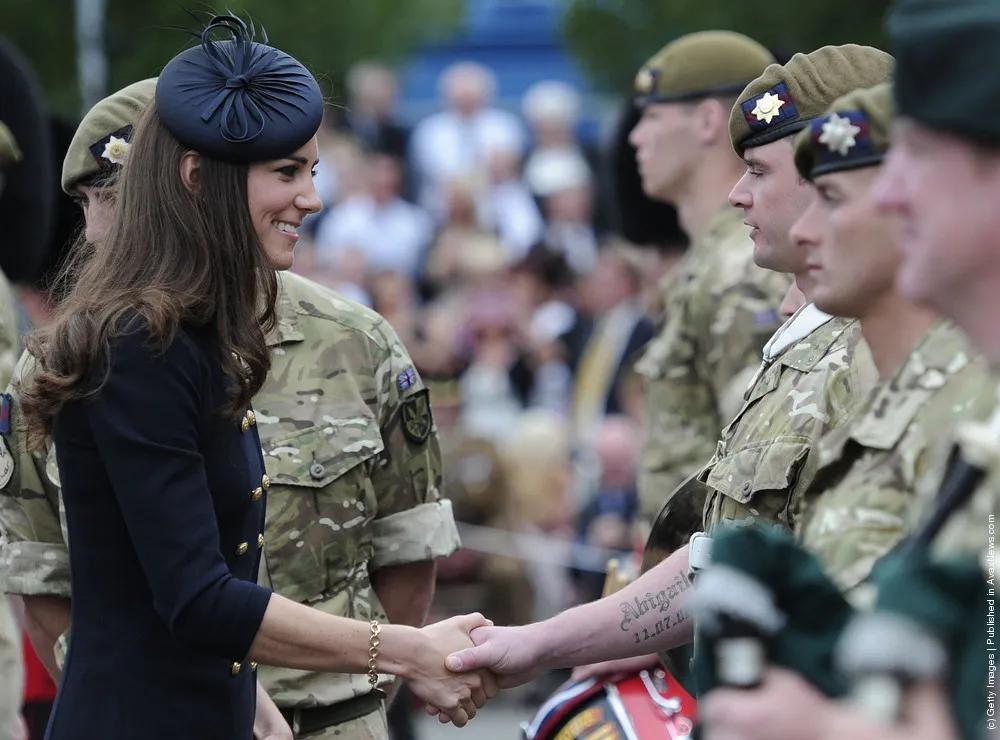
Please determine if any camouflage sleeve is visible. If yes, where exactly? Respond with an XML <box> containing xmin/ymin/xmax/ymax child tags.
<box><xmin>0</xmin><ymin>272</ymin><xmax>20</xmax><ymax>389</ymax></box>
<box><xmin>0</xmin><ymin>353</ymin><xmax>71</xmax><ymax>597</ymax></box>
<box><xmin>368</xmin><ymin>323</ymin><xmax>459</xmax><ymax>569</ymax></box>
<box><xmin>636</xmin><ymin>279</ymin><xmax>781</xmax><ymax>522</ymax></box>
<box><xmin>698</xmin><ymin>278</ymin><xmax>786</xmax><ymax>413</ymax></box>
<box><xmin>0</xmin><ymin>595</ymin><xmax>23</xmax><ymax>738</ymax></box>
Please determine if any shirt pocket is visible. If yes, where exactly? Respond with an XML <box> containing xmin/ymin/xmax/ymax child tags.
<box><xmin>705</xmin><ymin>439</ymin><xmax>810</xmax><ymax>527</ymax></box>
<box><xmin>261</xmin><ymin>420</ymin><xmax>385</xmax><ymax>603</ymax></box>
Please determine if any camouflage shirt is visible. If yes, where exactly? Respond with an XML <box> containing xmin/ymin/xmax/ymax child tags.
<box><xmin>635</xmin><ymin>204</ymin><xmax>790</xmax><ymax>522</ymax></box>
<box><xmin>0</xmin><ymin>270</ymin><xmax>459</xmax><ymax>709</ymax></box>
<box><xmin>701</xmin><ymin>315</ymin><xmax>877</xmax><ymax>532</ymax></box>
<box><xmin>909</xmin><ymin>377</ymin><xmax>1000</xmax><ymax>565</ymax></box>
<box><xmin>0</xmin><ymin>271</ymin><xmax>25</xmax><ymax>740</ymax></box>
<box><xmin>0</xmin><ymin>271</ymin><xmax>18</xmax><ymax>389</ymax></box>
<box><xmin>798</xmin><ymin>321</ymin><xmax>994</xmax><ymax>597</ymax></box>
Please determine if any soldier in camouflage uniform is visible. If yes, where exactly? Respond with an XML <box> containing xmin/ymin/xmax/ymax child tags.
<box><xmin>695</xmin><ymin>3</ymin><xmax>1000</xmax><ymax>737</ymax></box>
<box><xmin>0</xmin><ymin>118</ymin><xmax>25</xmax><ymax>740</ymax></box>
<box><xmin>786</xmin><ymin>83</ymin><xmax>995</xmax><ymax>602</ymax></box>
<box><xmin>0</xmin><ymin>82</ymin><xmax>460</xmax><ymax>740</ymax></box>
<box><xmin>434</xmin><ymin>46</ymin><xmax>899</xmax><ymax>690</ymax></box>
<box><xmin>697</xmin><ymin>45</ymin><xmax>894</xmax><ymax>539</ymax></box>
<box><xmin>627</xmin><ymin>31</ymin><xmax>791</xmax><ymax>525</ymax></box>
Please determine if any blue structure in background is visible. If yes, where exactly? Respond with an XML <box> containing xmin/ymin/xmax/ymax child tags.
<box><xmin>396</xmin><ymin>0</ymin><xmax>613</xmax><ymax>145</ymax></box>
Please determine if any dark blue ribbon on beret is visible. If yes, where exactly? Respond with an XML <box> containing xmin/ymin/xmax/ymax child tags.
<box><xmin>156</xmin><ymin>15</ymin><xmax>323</xmax><ymax>162</ymax></box>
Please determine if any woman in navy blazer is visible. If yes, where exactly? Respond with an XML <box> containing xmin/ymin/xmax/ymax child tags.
<box><xmin>20</xmin><ymin>16</ymin><xmax>495</xmax><ymax>740</ymax></box>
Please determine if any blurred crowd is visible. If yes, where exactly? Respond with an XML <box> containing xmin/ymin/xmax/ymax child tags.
<box><xmin>285</xmin><ymin>60</ymin><xmax>688</xmax><ymax>636</ymax></box>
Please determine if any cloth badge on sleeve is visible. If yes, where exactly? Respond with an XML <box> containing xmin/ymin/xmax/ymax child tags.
<box><xmin>0</xmin><ymin>393</ymin><xmax>11</xmax><ymax>434</ymax></box>
<box><xmin>401</xmin><ymin>389</ymin><xmax>432</xmax><ymax>445</ymax></box>
<box><xmin>0</xmin><ymin>436</ymin><xmax>13</xmax><ymax>488</ymax></box>
<box><xmin>397</xmin><ymin>367</ymin><xmax>417</xmax><ymax>391</ymax></box>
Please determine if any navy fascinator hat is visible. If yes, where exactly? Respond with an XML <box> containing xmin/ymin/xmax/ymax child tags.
<box><xmin>156</xmin><ymin>15</ymin><xmax>324</xmax><ymax>163</ymax></box>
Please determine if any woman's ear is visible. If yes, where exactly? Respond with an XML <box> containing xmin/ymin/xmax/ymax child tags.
<box><xmin>179</xmin><ymin>151</ymin><xmax>202</xmax><ymax>195</ymax></box>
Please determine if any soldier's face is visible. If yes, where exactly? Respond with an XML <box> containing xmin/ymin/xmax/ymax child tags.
<box><xmin>791</xmin><ymin>167</ymin><xmax>903</xmax><ymax>319</ymax></box>
<box><xmin>76</xmin><ymin>184</ymin><xmax>116</xmax><ymax>246</ymax></box>
<box><xmin>246</xmin><ymin>136</ymin><xmax>322</xmax><ymax>271</ymax></box>
<box><xmin>629</xmin><ymin>102</ymin><xmax>698</xmax><ymax>202</ymax></box>
<box><xmin>873</xmin><ymin>119</ymin><xmax>1000</xmax><ymax>317</ymax></box>
<box><xmin>729</xmin><ymin>140</ymin><xmax>815</xmax><ymax>286</ymax></box>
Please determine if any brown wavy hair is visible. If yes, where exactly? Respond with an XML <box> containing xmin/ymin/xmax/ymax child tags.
<box><xmin>21</xmin><ymin>103</ymin><xmax>278</xmax><ymax>449</ymax></box>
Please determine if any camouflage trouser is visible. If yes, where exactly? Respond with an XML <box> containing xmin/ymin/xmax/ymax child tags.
<box><xmin>297</xmin><ymin>706</ymin><xmax>388</xmax><ymax>740</ymax></box>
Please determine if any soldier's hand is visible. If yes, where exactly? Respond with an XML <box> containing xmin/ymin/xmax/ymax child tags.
<box><xmin>698</xmin><ymin>668</ymin><xmax>834</xmax><ymax>740</ymax></box>
<box><xmin>444</xmin><ymin>624</ymin><xmax>541</xmax><ymax>679</ymax></box>
<box><xmin>407</xmin><ymin>613</ymin><xmax>500</xmax><ymax>727</ymax></box>
<box><xmin>568</xmin><ymin>654</ymin><xmax>662</xmax><ymax>686</ymax></box>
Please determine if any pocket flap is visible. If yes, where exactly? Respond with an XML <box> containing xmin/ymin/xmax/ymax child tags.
<box><xmin>265</xmin><ymin>418</ymin><xmax>385</xmax><ymax>488</ymax></box>
<box><xmin>705</xmin><ymin>440</ymin><xmax>810</xmax><ymax>503</ymax></box>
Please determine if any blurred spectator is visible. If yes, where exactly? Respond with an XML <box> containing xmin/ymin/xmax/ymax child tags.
<box><xmin>570</xmin><ymin>243</ymin><xmax>656</xmax><ymax>442</ymax></box>
<box><xmin>314</xmin><ymin>151</ymin><xmax>433</xmax><ymax>278</ymax></box>
<box><xmin>331</xmin><ymin>61</ymin><xmax>409</xmax><ymax>162</ymax></box>
<box><xmin>536</xmin><ymin>149</ymin><xmax>600</xmax><ymax>277</ymax></box>
<box><xmin>420</xmin><ymin>177</ymin><xmax>494</xmax><ymax>300</ymax></box>
<box><xmin>455</xmin><ymin>289</ymin><xmax>525</xmax><ymax>442</ymax></box>
<box><xmin>572</xmin><ymin>416</ymin><xmax>641</xmax><ymax>601</ymax></box>
<box><xmin>409</xmin><ymin>62</ymin><xmax>525</xmax><ymax>220</ymax></box>
<box><xmin>479</xmin><ymin>143</ymin><xmax>545</xmax><ymax>257</ymax></box>
<box><xmin>498</xmin><ymin>409</ymin><xmax>576</xmax><ymax>621</ymax></box>
<box><xmin>521</xmin><ymin>80</ymin><xmax>602</xmax><ymax>213</ymax></box>
<box><xmin>368</xmin><ymin>269</ymin><xmax>419</xmax><ymax>344</ymax></box>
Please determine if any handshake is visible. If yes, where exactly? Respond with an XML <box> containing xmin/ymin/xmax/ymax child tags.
<box><xmin>403</xmin><ymin>613</ymin><xmax>539</xmax><ymax>728</ymax></box>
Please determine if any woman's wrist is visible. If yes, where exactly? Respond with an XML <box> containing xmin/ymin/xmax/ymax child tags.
<box><xmin>373</xmin><ymin>623</ymin><xmax>422</xmax><ymax>680</ymax></box>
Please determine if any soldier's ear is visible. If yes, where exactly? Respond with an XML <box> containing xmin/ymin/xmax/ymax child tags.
<box><xmin>693</xmin><ymin>98</ymin><xmax>730</xmax><ymax>147</ymax></box>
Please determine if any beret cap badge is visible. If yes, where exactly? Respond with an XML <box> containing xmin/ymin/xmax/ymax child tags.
<box><xmin>102</xmin><ymin>136</ymin><xmax>130</xmax><ymax>165</ymax></box>
<box><xmin>635</xmin><ymin>67</ymin><xmax>658</xmax><ymax>96</ymax></box>
<box><xmin>818</xmin><ymin>113</ymin><xmax>862</xmax><ymax>156</ymax></box>
<box><xmin>751</xmin><ymin>91</ymin><xmax>785</xmax><ymax>124</ymax></box>
<box><xmin>87</xmin><ymin>124</ymin><xmax>135</xmax><ymax>171</ymax></box>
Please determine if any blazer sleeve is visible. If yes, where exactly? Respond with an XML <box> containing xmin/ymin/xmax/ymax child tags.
<box><xmin>86</xmin><ymin>329</ymin><xmax>271</xmax><ymax>659</ymax></box>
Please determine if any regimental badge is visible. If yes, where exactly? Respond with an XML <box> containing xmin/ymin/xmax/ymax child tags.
<box><xmin>819</xmin><ymin>112</ymin><xmax>862</xmax><ymax>156</ymax></box>
<box><xmin>809</xmin><ymin>109</ymin><xmax>874</xmax><ymax>167</ymax></box>
<box><xmin>89</xmin><ymin>124</ymin><xmax>134</xmax><ymax>169</ymax></box>
<box><xmin>401</xmin><ymin>389</ymin><xmax>432</xmax><ymax>445</ymax></box>
<box><xmin>635</xmin><ymin>67</ymin><xmax>659</xmax><ymax>96</ymax></box>
<box><xmin>741</xmin><ymin>82</ymin><xmax>800</xmax><ymax>132</ymax></box>
<box><xmin>752</xmin><ymin>91</ymin><xmax>784</xmax><ymax>123</ymax></box>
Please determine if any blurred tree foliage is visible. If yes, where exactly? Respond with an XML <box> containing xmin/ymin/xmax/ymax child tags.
<box><xmin>0</xmin><ymin>0</ymin><xmax>463</xmax><ymax>118</ymax></box>
<box><xmin>559</xmin><ymin>0</ymin><xmax>893</xmax><ymax>94</ymax></box>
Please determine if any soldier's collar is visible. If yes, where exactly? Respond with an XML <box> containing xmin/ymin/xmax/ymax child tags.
<box><xmin>266</xmin><ymin>277</ymin><xmax>306</xmax><ymax>347</ymax></box>
<box><xmin>778</xmin><ymin>316</ymin><xmax>857</xmax><ymax>372</ymax></box>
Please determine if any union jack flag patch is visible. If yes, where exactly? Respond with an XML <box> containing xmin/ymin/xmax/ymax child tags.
<box><xmin>397</xmin><ymin>368</ymin><xmax>417</xmax><ymax>391</ymax></box>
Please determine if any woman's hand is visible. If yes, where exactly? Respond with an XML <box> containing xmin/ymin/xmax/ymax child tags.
<box><xmin>253</xmin><ymin>682</ymin><xmax>293</xmax><ymax>740</ymax></box>
<box><xmin>401</xmin><ymin>613</ymin><xmax>500</xmax><ymax>727</ymax></box>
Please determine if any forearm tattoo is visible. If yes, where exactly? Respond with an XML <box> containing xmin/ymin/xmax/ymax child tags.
<box><xmin>617</xmin><ymin>572</ymin><xmax>692</xmax><ymax>644</ymax></box>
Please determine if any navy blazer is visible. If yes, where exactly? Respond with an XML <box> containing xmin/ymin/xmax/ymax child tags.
<box><xmin>46</xmin><ymin>323</ymin><xmax>273</xmax><ymax>740</ymax></box>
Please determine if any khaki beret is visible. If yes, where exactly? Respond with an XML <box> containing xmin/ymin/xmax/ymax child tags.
<box><xmin>0</xmin><ymin>122</ymin><xmax>20</xmax><ymax>169</ymax></box>
<box><xmin>794</xmin><ymin>82</ymin><xmax>894</xmax><ymax>181</ymax></box>
<box><xmin>728</xmin><ymin>45</ymin><xmax>894</xmax><ymax>156</ymax></box>
<box><xmin>61</xmin><ymin>78</ymin><xmax>157</xmax><ymax>194</ymax></box>
<box><xmin>634</xmin><ymin>30</ymin><xmax>774</xmax><ymax>107</ymax></box>
<box><xmin>890</xmin><ymin>0</ymin><xmax>1000</xmax><ymax>145</ymax></box>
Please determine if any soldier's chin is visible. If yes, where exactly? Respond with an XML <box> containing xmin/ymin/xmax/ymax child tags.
<box><xmin>751</xmin><ymin>241</ymin><xmax>776</xmax><ymax>271</ymax></box>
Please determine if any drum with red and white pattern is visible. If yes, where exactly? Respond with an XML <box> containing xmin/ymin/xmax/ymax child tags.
<box><xmin>521</xmin><ymin>667</ymin><xmax>696</xmax><ymax>740</ymax></box>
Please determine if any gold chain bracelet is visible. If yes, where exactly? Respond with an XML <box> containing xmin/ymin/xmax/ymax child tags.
<box><xmin>367</xmin><ymin>620</ymin><xmax>385</xmax><ymax>696</ymax></box>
